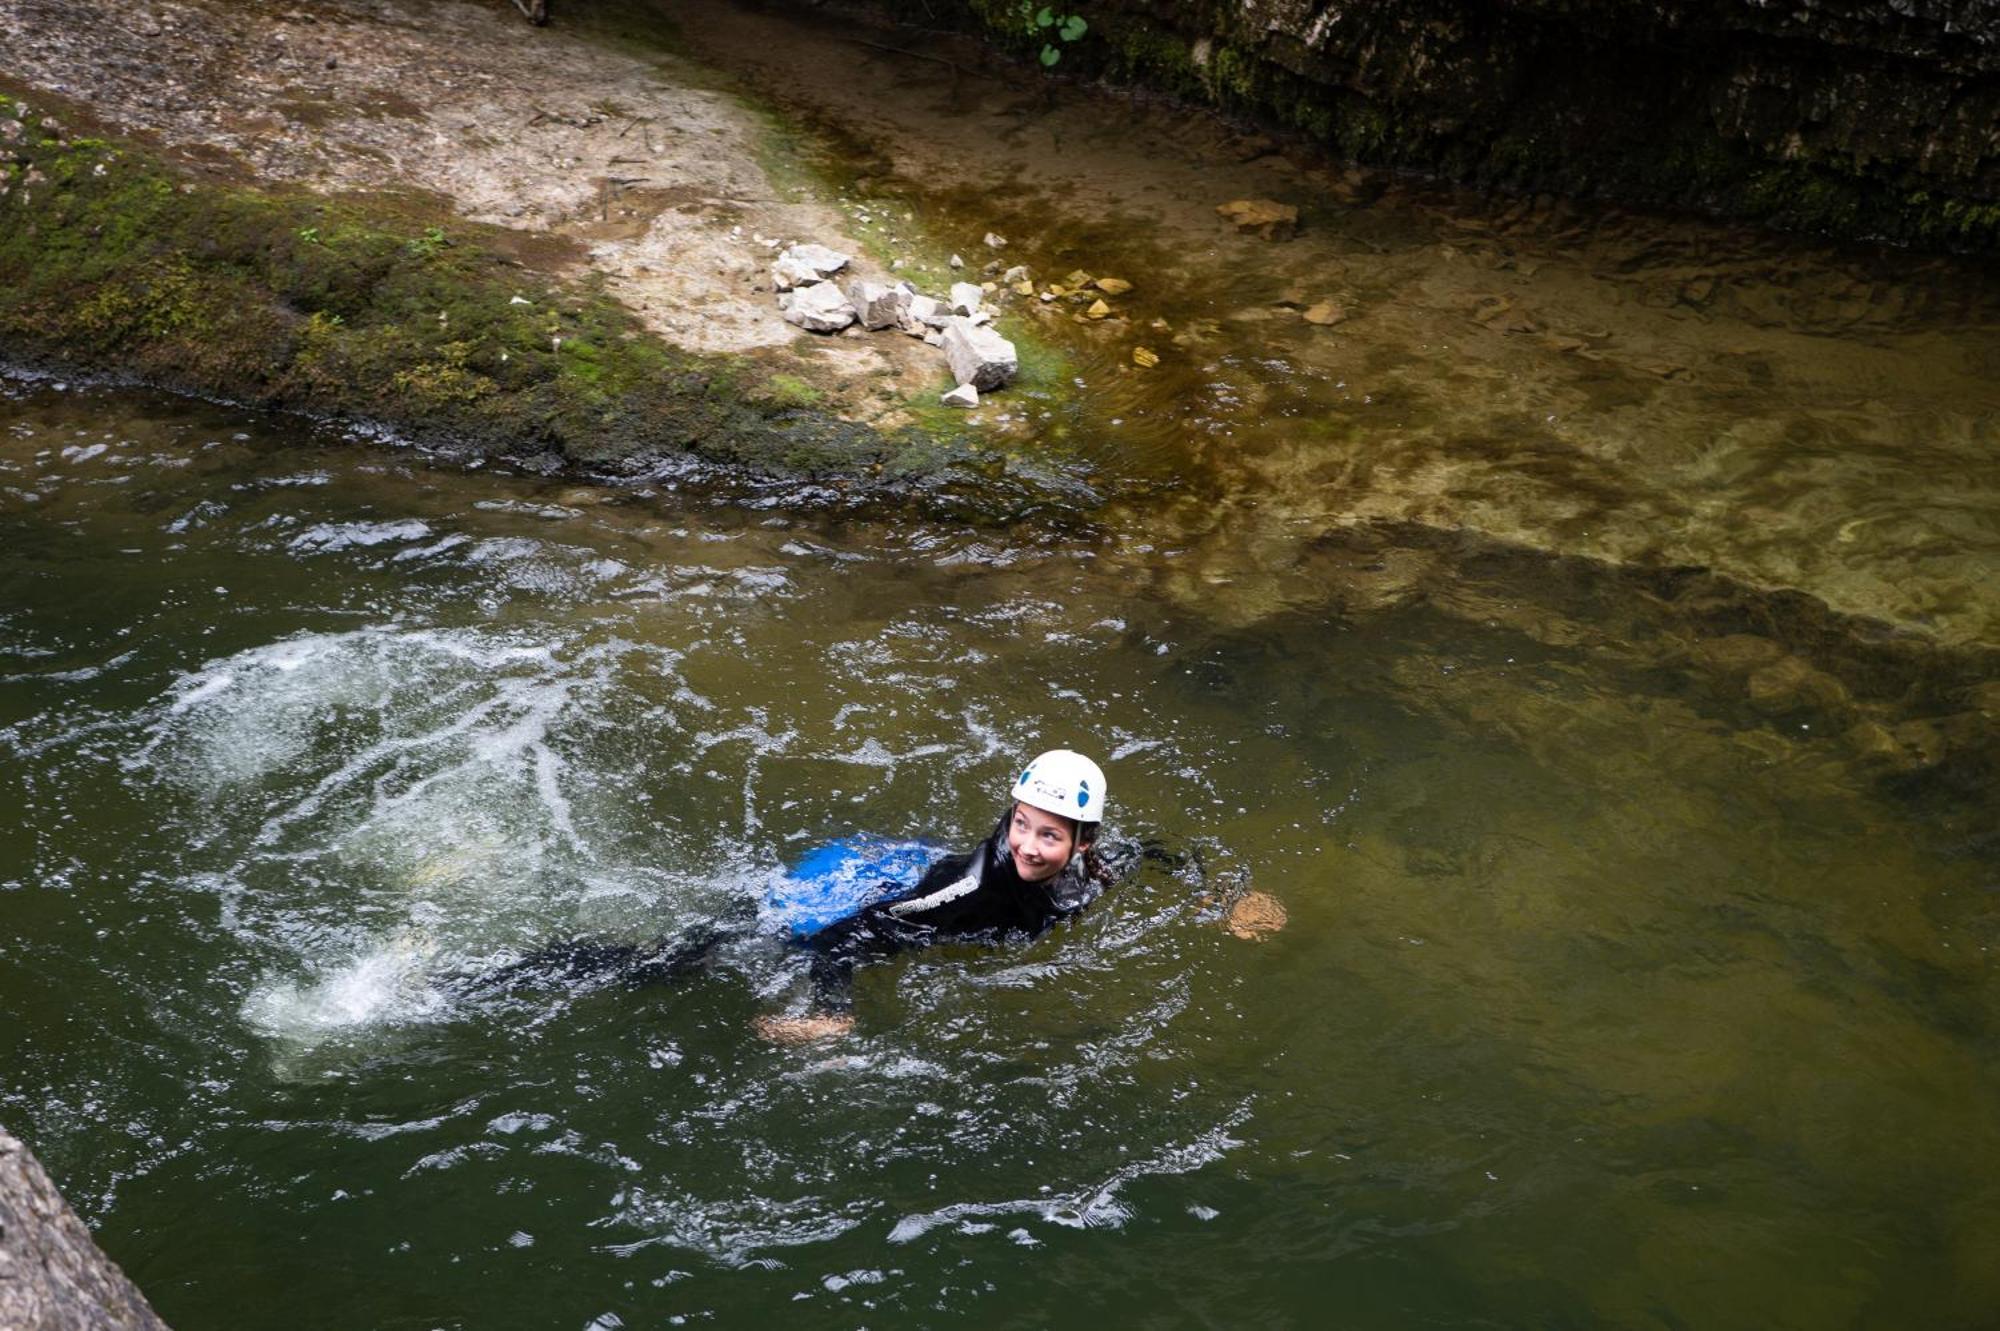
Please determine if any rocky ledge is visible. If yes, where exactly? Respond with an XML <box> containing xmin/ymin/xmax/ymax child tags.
<box><xmin>871</xmin><ymin>0</ymin><xmax>2000</xmax><ymax>251</ymax></box>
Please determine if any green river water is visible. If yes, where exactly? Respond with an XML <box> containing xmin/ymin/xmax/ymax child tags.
<box><xmin>5</xmin><ymin>9</ymin><xmax>2000</xmax><ymax>1326</ymax></box>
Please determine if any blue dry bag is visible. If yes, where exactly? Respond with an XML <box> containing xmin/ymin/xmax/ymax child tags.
<box><xmin>763</xmin><ymin>836</ymin><xmax>939</xmax><ymax>940</ymax></box>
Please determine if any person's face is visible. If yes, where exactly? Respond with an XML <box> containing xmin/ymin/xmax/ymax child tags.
<box><xmin>1007</xmin><ymin>801</ymin><xmax>1078</xmax><ymax>883</ymax></box>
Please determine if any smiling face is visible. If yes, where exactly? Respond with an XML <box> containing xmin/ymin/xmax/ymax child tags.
<box><xmin>1007</xmin><ymin>800</ymin><xmax>1079</xmax><ymax>883</ymax></box>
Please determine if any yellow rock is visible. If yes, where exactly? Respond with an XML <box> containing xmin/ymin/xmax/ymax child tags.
<box><xmin>1085</xmin><ymin>298</ymin><xmax>1112</xmax><ymax>320</ymax></box>
<box><xmin>1302</xmin><ymin>301</ymin><xmax>1346</xmax><ymax>326</ymax></box>
<box><xmin>1012</xmin><ymin>280</ymin><xmax>1035</xmax><ymax>296</ymax></box>
<box><xmin>1215</xmin><ymin>198</ymin><xmax>1299</xmax><ymax>241</ymax></box>
<box><xmin>1064</xmin><ymin>269</ymin><xmax>1092</xmax><ymax>287</ymax></box>
<box><xmin>1046</xmin><ymin>284</ymin><xmax>1067</xmax><ymax>298</ymax></box>
<box><xmin>1094</xmin><ymin>277</ymin><xmax>1133</xmax><ymax>296</ymax></box>
<box><xmin>1132</xmin><ymin>346</ymin><xmax>1159</xmax><ymax>368</ymax></box>
<box><xmin>981</xmin><ymin>281</ymin><xmax>998</xmax><ymax>293</ymax></box>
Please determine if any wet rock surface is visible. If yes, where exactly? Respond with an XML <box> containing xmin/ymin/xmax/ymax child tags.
<box><xmin>0</xmin><ymin>1125</ymin><xmax>170</xmax><ymax>1330</ymax></box>
<box><xmin>950</xmin><ymin>0</ymin><xmax>2000</xmax><ymax>249</ymax></box>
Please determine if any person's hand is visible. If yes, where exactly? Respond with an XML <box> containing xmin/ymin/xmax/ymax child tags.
<box><xmin>752</xmin><ymin>1012</ymin><xmax>856</xmax><ymax>1044</ymax></box>
<box><xmin>1225</xmin><ymin>891</ymin><xmax>1288</xmax><ymax>940</ymax></box>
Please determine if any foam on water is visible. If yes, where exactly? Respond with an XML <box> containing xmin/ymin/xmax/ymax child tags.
<box><xmin>884</xmin><ymin>1113</ymin><xmax>1248</xmax><ymax>1245</ymax></box>
<box><xmin>141</xmin><ymin>624</ymin><xmax>709</xmax><ymax>1053</ymax></box>
<box><xmin>241</xmin><ymin>928</ymin><xmax>451</xmax><ymax>1041</ymax></box>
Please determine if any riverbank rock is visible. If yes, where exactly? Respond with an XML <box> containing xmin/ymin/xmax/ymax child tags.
<box><xmin>771</xmin><ymin>243</ymin><xmax>850</xmax><ymax>291</ymax></box>
<box><xmin>848</xmin><ymin>279</ymin><xmax>912</xmax><ymax>331</ymax></box>
<box><xmin>778</xmin><ymin>281</ymin><xmax>858</xmax><ymax>333</ymax></box>
<box><xmin>1</xmin><ymin>1125</ymin><xmax>171</xmax><ymax>1330</ymax></box>
<box><xmin>948</xmin><ymin>281</ymin><xmax>985</xmax><ymax>316</ymax></box>
<box><xmin>941</xmin><ymin>317</ymin><xmax>1018</xmax><ymax>391</ymax></box>
<box><xmin>1217</xmin><ymin>198</ymin><xmax>1299</xmax><ymax>240</ymax></box>
<box><xmin>941</xmin><ymin>382</ymin><xmax>979</xmax><ymax>407</ymax></box>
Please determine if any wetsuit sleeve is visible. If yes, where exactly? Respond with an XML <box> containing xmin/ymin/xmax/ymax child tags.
<box><xmin>802</xmin><ymin>848</ymin><xmax>984</xmax><ymax>1011</ymax></box>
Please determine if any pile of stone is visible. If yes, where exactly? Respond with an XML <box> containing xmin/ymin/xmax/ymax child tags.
<box><xmin>770</xmin><ymin>243</ymin><xmax>1018</xmax><ymax>409</ymax></box>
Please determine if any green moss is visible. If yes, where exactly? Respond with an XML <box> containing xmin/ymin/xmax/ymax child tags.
<box><xmin>759</xmin><ymin>373</ymin><xmax>824</xmax><ymax>409</ymax></box>
<box><xmin>0</xmin><ymin>103</ymin><xmax>1007</xmax><ymax>484</ymax></box>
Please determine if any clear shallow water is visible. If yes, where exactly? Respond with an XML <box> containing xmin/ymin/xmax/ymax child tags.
<box><xmin>1</xmin><ymin>374</ymin><xmax>1996</xmax><ymax>1328</ymax></box>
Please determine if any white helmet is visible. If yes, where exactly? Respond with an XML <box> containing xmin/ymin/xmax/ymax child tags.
<box><xmin>1011</xmin><ymin>749</ymin><xmax>1106</xmax><ymax>824</ymax></box>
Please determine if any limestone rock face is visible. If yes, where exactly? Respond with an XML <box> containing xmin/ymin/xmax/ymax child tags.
<box><xmin>977</xmin><ymin>0</ymin><xmax>2000</xmax><ymax>250</ymax></box>
<box><xmin>939</xmin><ymin>317</ymin><xmax>1018</xmax><ymax>390</ymax></box>
<box><xmin>0</xmin><ymin>1125</ymin><xmax>171</xmax><ymax>1330</ymax></box>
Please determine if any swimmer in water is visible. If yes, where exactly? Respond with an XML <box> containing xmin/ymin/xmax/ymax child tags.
<box><xmin>467</xmin><ymin>749</ymin><xmax>1118</xmax><ymax>1045</ymax></box>
<box><xmin>757</xmin><ymin>747</ymin><xmax>1114</xmax><ymax>1044</ymax></box>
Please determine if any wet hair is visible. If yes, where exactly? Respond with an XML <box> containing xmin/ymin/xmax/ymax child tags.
<box><xmin>1073</xmin><ymin>820</ymin><xmax>1115</xmax><ymax>886</ymax></box>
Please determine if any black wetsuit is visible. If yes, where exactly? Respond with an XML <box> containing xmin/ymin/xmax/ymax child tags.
<box><xmin>467</xmin><ymin>816</ymin><xmax>1107</xmax><ymax>1009</ymax></box>
<box><xmin>803</xmin><ymin>814</ymin><xmax>1104</xmax><ymax>1010</ymax></box>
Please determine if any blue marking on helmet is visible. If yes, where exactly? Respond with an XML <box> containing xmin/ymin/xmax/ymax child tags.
<box><xmin>1020</xmin><ymin>767</ymin><xmax>1033</xmax><ymax>784</ymax></box>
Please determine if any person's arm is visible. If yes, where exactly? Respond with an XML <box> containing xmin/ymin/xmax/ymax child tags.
<box><xmin>800</xmin><ymin>846</ymin><xmax>981</xmax><ymax>1011</ymax></box>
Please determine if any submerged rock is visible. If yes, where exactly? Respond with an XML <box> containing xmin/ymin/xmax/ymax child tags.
<box><xmin>770</xmin><ymin>243</ymin><xmax>851</xmax><ymax>291</ymax></box>
<box><xmin>1217</xmin><ymin>198</ymin><xmax>1299</xmax><ymax>240</ymax></box>
<box><xmin>778</xmin><ymin>281</ymin><xmax>858</xmax><ymax>333</ymax></box>
<box><xmin>940</xmin><ymin>317</ymin><xmax>1018</xmax><ymax>390</ymax></box>
<box><xmin>1302</xmin><ymin>301</ymin><xmax>1347</xmax><ymax>325</ymax></box>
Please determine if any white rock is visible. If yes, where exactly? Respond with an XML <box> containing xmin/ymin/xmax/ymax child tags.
<box><xmin>900</xmin><ymin>293</ymin><xmax>951</xmax><ymax>334</ymax></box>
<box><xmin>847</xmin><ymin>279</ymin><xmax>912</xmax><ymax>330</ymax></box>
<box><xmin>923</xmin><ymin>329</ymin><xmax>944</xmax><ymax>347</ymax></box>
<box><xmin>771</xmin><ymin>243</ymin><xmax>851</xmax><ymax>291</ymax></box>
<box><xmin>949</xmin><ymin>253</ymin><xmax>965</xmax><ymax>269</ymax></box>
<box><xmin>949</xmin><ymin>282</ymin><xmax>984</xmax><ymax>316</ymax></box>
<box><xmin>940</xmin><ymin>317</ymin><xmax>1018</xmax><ymax>391</ymax></box>
<box><xmin>984</xmin><ymin>232</ymin><xmax>1008</xmax><ymax>249</ymax></box>
<box><xmin>779</xmin><ymin>282</ymin><xmax>858</xmax><ymax>333</ymax></box>
<box><xmin>1001</xmin><ymin>265</ymin><xmax>1029</xmax><ymax>285</ymax></box>
<box><xmin>941</xmin><ymin>383</ymin><xmax>980</xmax><ymax>408</ymax></box>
